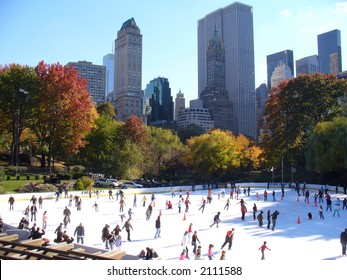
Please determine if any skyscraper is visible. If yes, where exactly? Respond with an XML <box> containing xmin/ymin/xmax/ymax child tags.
<box><xmin>174</xmin><ymin>90</ymin><xmax>185</xmax><ymax>121</ymax></box>
<box><xmin>66</xmin><ymin>60</ymin><xmax>106</xmax><ymax>106</ymax></box>
<box><xmin>296</xmin><ymin>55</ymin><xmax>319</xmax><ymax>76</ymax></box>
<box><xmin>198</xmin><ymin>2</ymin><xmax>256</xmax><ymax>139</ymax></box>
<box><xmin>266</xmin><ymin>50</ymin><xmax>294</xmax><ymax>91</ymax></box>
<box><xmin>144</xmin><ymin>77</ymin><xmax>173</xmax><ymax>126</ymax></box>
<box><xmin>200</xmin><ymin>27</ymin><xmax>232</xmax><ymax>131</ymax></box>
<box><xmin>317</xmin><ymin>29</ymin><xmax>342</xmax><ymax>74</ymax></box>
<box><xmin>103</xmin><ymin>53</ymin><xmax>115</xmax><ymax>102</ymax></box>
<box><xmin>114</xmin><ymin>18</ymin><xmax>143</xmax><ymax>121</ymax></box>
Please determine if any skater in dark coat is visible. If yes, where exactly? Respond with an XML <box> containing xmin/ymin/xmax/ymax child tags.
<box><xmin>257</xmin><ymin>211</ymin><xmax>264</xmax><ymax>227</ymax></box>
<box><xmin>210</xmin><ymin>212</ymin><xmax>221</xmax><ymax>228</ymax></box>
<box><xmin>267</xmin><ymin>210</ymin><xmax>271</xmax><ymax>229</ymax></box>
<box><xmin>271</xmin><ymin>210</ymin><xmax>279</xmax><ymax>231</ymax></box>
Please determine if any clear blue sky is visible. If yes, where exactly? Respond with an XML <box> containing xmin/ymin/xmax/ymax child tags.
<box><xmin>1</xmin><ymin>0</ymin><xmax>346</xmax><ymax>103</ymax></box>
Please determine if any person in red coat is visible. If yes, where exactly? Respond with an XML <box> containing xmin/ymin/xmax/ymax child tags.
<box><xmin>258</xmin><ymin>241</ymin><xmax>271</xmax><ymax>260</ymax></box>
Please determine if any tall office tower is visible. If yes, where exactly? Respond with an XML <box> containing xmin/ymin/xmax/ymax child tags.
<box><xmin>198</xmin><ymin>2</ymin><xmax>256</xmax><ymax>139</ymax></box>
<box><xmin>255</xmin><ymin>83</ymin><xmax>268</xmax><ymax>142</ymax></box>
<box><xmin>317</xmin><ymin>29</ymin><xmax>342</xmax><ymax>74</ymax></box>
<box><xmin>296</xmin><ymin>55</ymin><xmax>319</xmax><ymax>76</ymax></box>
<box><xmin>114</xmin><ymin>18</ymin><xmax>143</xmax><ymax>121</ymax></box>
<box><xmin>174</xmin><ymin>89</ymin><xmax>185</xmax><ymax>121</ymax></box>
<box><xmin>266</xmin><ymin>50</ymin><xmax>294</xmax><ymax>91</ymax></box>
<box><xmin>66</xmin><ymin>60</ymin><xmax>106</xmax><ymax>106</ymax></box>
<box><xmin>143</xmin><ymin>77</ymin><xmax>174</xmax><ymax>126</ymax></box>
<box><xmin>200</xmin><ymin>27</ymin><xmax>233</xmax><ymax>131</ymax></box>
<box><xmin>103</xmin><ymin>53</ymin><xmax>115</xmax><ymax>102</ymax></box>
<box><xmin>271</xmin><ymin>63</ymin><xmax>294</xmax><ymax>88</ymax></box>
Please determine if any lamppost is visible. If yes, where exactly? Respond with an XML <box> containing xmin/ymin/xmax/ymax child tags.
<box><xmin>271</xmin><ymin>167</ymin><xmax>274</xmax><ymax>184</ymax></box>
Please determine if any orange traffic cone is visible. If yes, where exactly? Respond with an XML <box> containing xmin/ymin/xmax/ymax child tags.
<box><xmin>297</xmin><ymin>215</ymin><xmax>301</xmax><ymax>224</ymax></box>
<box><xmin>183</xmin><ymin>213</ymin><xmax>186</xmax><ymax>221</ymax></box>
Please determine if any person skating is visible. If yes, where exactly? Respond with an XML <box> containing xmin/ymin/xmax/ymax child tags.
<box><xmin>181</xmin><ymin>231</ymin><xmax>190</xmax><ymax>259</ymax></box>
<box><xmin>74</xmin><ymin>222</ymin><xmax>85</xmax><ymax>244</ymax></box>
<box><xmin>210</xmin><ymin>212</ymin><xmax>221</xmax><ymax>228</ymax></box>
<box><xmin>340</xmin><ymin>228</ymin><xmax>347</xmax><ymax>256</ymax></box>
<box><xmin>224</xmin><ymin>198</ymin><xmax>230</xmax><ymax>211</ymax></box>
<box><xmin>198</xmin><ymin>199</ymin><xmax>206</xmax><ymax>213</ymax></box>
<box><xmin>267</xmin><ymin>210</ymin><xmax>271</xmax><ymax>229</ymax></box>
<box><xmin>221</xmin><ymin>228</ymin><xmax>234</xmax><ymax>250</ymax></box>
<box><xmin>257</xmin><ymin>211</ymin><xmax>264</xmax><ymax>227</ymax></box>
<box><xmin>122</xmin><ymin>219</ymin><xmax>133</xmax><ymax>241</ymax></box>
<box><xmin>271</xmin><ymin>210</ymin><xmax>280</xmax><ymax>231</ymax></box>
<box><xmin>191</xmin><ymin>230</ymin><xmax>201</xmax><ymax>255</ymax></box>
<box><xmin>101</xmin><ymin>224</ymin><xmax>111</xmax><ymax>249</ymax></box>
<box><xmin>252</xmin><ymin>203</ymin><xmax>257</xmax><ymax>220</ymax></box>
<box><xmin>154</xmin><ymin>216</ymin><xmax>161</xmax><ymax>238</ymax></box>
<box><xmin>8</xmin><ymin>195</ymin><xmax>15</xmax><ymax>211</ymax></box>
<box><xmin>258</xmin><ymin>241</ymin><xmax>271</xmax><ymax>260</ymax></box>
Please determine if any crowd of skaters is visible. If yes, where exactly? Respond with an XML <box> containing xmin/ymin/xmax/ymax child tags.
<box><xmin>1</xmin><ymin>181</ymin><xmax>347</xmax><ymax>260</ymax></box>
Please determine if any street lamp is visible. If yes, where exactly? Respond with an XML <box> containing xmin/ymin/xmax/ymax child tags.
<box><xmin>271</xmin><ymin>167</ymin><xmax>274</xmax><ymax>184</ymax></box>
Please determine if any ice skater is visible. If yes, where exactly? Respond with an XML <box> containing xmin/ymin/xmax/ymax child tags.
<box><xmin>210</xmin><ymin>212</ymin><xmax>221</xmax><ymax>228</ymax></box>
<box><xmin>258</xmin><ymin>241</ymin><xmax>271</xmax><ymax>260</ymax></box>
<box><xmin>221</xmin><ymin>228</ymin><xmax>234</xmax><ymax>250</ymax></box>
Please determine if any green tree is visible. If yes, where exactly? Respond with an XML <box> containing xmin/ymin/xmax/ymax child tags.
<box><xmin>145</xmin><ymin>126</ymin><xmax>185</xmax><ymax>177</ymax></box>
<box><xmin>97</xmin><ymin>102</ymin><xmax>116</xmax><ymax>118</ymax></box>
<box><xmin>305</xmin><ymin>117</ymin><xmax>347</xmax><ymax>174</ymax></box>
<box><xmin>261</xmin><ymin>74</ymin><xmax>347</xmax><ymax>169</ymax></box>
<box><xmin>0</xmin><ymin>64</ymin><xmax>39</xmax><ymax>166</ymax></box>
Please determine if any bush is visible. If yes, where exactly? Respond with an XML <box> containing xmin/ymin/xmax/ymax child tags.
<box><xmin>26</xmin><ymin>175</ymin><xmax>30</xmax><ymax>180</ymax></box>
<box><xmin>0</xmin><ymin>167</ymin><xmax>4</xmax><ymax>182</ymax></box>
<box><xmin>6</xmin><ymin>175</ymin><xmax>11</xmax><ymax>181</ymax></box>
<box><xmin>74</xmin><ymin>179</ymin><xmax>84</xmax><ymax>191</ymax></box>
<box><xmin>35</xmin><ymin>175</ymin><xmax>40</xmax><ymax>180</ymax></box>
<box><xmin>16</xmin><ymin>175</ymin><xmax>20</xmax><ymax>180</ymax></box>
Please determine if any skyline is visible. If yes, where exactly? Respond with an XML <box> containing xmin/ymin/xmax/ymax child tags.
<box><xmin>1</xmin><ymin>0</ymin><xmax>347</xmax><ymax>104</ymax></box>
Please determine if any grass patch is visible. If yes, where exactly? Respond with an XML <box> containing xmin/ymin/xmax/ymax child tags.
<box><xmin>0</xmin><ymin>179</ymin><xmax>43</xmax><ymax>194</ymax></box>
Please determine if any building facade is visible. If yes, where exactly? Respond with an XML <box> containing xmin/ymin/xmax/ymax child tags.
<box><xmin>266</xmin><ymin>50</ymin><xmax>294</xmax><ymax>91</ymax></box>
<box><xmin>103</xmin><ymin>53</ymin><xmax>115</xmax><ymax>102</ymax></box>
<box><xmin>271</xmin><ymin>63</ymin><xmax>294</xmax><ymax>88</ymax></box>
<box><xmin>177</xmin><ymin>99</ymin><xmax>214</xmax><ymax>132</ymax></box>
<box><xmin>174</xmin><ymin>90</ymin><xmax>185</xmax><ymax>121</ymax></box>
<box><xmin>295</xmin><ymin>55</ymin><xmax>319</xmax><ymax>76</ymax></box>
<box><xmin>143</xmin><ymin>77</ymin><xmax>174</xmax><ymax>126</ymax></box>
<box><xmin>114</xmin><ymin>18</ymin><xmax>143</xmax><ymax>121</ymax></box>
<box><xmin>317</xmin><ymin>29</ymin><xmax>342</xmax><ymax>74</ymax></box>
<box><xmin>198</xmin><ymin>2</ymin><xmax>256</xmax><ymax>139</ymax></box>
<box><xmin>200</xmin><ymin>27</ymin><xmax>233</xmax><ymax>131</ymax></box>
<box><xmin>66</xmin><ymin>60</ymin><xmax>106</xmax><ymax>106</ymax></box>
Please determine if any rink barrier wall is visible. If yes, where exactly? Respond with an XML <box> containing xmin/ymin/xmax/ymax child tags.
<box><xmin>0</xmin><ymin>182</ymin><xmax>338</xmax><ymax>203</ymax></box>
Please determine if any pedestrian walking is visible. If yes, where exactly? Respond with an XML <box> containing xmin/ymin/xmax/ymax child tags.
<box><xmin>74</xmin><ymin>222</ymin><xmax>85</xmax><ymax>244</ymax></box>
<box><xmin>340</xmin><ymin>228</ymin><xmax>347</xmax><ymax>256</ymax></box>
<box><xmin>154</xmin><ymin>216</ymin><xmax>161</xmax><ymax>238</ymax></box>
<box><xmin>221</xmin><ymin>228</ymin><xmax>234</xmax><ymax>250</ymax></box>
<box><xmin>258</xmin><ymin>241</ymin><xmax>271</xmax><ymax>260</ymax></box>
<box><xmin>210</xmin><ymin>212</ymin><xmax>221</xmax><ymax>228</ymax></box>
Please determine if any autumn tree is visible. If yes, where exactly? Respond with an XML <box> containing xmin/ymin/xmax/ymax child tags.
<box><xmin>0</xmin><ymin>64</ymin><xmax>39</xmax><ymax>166</ymax></box>
<box><xmin>32</xmin><ymin>61</ymin><xmax>95</xmax><ymax>168</ymax></box>
<box><xmin>261</xmin><ymin>74</ymin><xmax>347</xmax><ymax>170</ymax></box>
